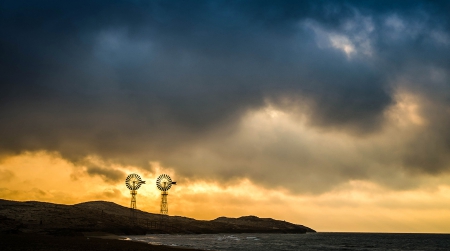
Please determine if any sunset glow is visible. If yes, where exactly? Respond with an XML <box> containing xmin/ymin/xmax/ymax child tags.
<box><xmin>2</xmin><ymin>0</ymin><xmax>450</xmax><ymax>234</ymax></box>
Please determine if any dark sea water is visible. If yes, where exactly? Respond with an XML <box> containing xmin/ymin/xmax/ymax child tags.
<box><xmin>125</xmin><ymin>233</ymin><xmax>450</xmax><ymax>251</ymax></box>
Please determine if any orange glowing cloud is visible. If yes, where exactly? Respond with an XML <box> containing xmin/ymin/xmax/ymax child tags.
<box><xmin>3</xmin><ymin>149</ymin><xmax>450</xmax><ymax>233</ymax></box>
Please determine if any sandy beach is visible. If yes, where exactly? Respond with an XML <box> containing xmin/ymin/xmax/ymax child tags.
<box><xmin>1</xmin><ymin>233</ymin><xmax>206</xmax><ymax>251</ymax></box>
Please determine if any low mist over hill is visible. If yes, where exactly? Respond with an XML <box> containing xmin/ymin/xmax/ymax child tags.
<box><xmin>0</xmin><ymin>199</ymin><xmax>315</xmax><ymax>235</ymax></box>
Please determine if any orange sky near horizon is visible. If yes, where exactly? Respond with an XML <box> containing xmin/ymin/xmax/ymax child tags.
<box><xmin>2</xmin><ymin>149</ymin><xmax>450</xmax><ymax>233</ymax></box>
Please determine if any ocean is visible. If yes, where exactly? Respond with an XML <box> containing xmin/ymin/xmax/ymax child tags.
<box><xmin>125</xmin><ymin>233</ymin><xmax>450</xmax><ymax>251</ymax></box>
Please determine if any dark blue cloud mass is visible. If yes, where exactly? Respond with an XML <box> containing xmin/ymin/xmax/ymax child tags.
<box><xmin>1</xmin><ymin>0</ymin><xmax>450</xmax><ymax>191</ymax></box>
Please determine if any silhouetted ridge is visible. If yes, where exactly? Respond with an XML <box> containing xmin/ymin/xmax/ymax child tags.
<box><xmin>212</xmin><ymin>215</ymin><xmax>315</xmax><ymax>233</ymax></box>
<box><xmin>0</xmin><ymin>199</ymin><xmax>315</xmax><ymax>235</ymax></box>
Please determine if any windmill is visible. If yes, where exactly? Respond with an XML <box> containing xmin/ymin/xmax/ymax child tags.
<box><xmin>125</xmin><ymin>173</ymin><xmax>145</xmax><ymax>222</ymax></box>
<box><xmin>156</xmin><ymin>174</ymin><xmax>176</xmax><ymax>215</ymax></box>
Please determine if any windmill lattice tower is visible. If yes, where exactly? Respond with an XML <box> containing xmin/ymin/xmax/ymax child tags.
<box><xmin>125</xmin><ymin>173</ymin><xmax>146</xmax><ymax>223</ymax></box>
<box><xmin>156</xmin><ymin>174</ymin><xmax>176</xmax><ymax>215</ymax></box>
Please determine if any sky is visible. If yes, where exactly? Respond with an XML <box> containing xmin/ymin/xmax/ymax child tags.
<box><xmin>1</xmin><ymin>0</ymin><xmax>450</xmax><ymax>233</ymax></box>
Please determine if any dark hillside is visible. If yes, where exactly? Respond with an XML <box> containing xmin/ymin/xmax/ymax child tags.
<box><xmin>0</xmin><ymin>199</ymin><xmax>315</xmax><ymax>235</ymax></box>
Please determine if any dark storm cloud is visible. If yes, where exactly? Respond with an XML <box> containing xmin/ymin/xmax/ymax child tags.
<box><xmin>1</xmin><ymin>0</ymin><xmax>450</xmax><ymax>192</ymax></box>
<box><xmin>86</xmin><ymin>165</ymin><xmax>125</xmax><ymax>183</ymax></box>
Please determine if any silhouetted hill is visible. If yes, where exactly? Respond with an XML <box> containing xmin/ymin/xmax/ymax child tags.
<box><xmin>212</xmin><ymin>215</ymin><xmax>315</xmax><ymax>232</ymax></box>
<box><xmin>0</xmin><ymin>199</ymin><xmax>315</xmax><ymax>235</ymax></box>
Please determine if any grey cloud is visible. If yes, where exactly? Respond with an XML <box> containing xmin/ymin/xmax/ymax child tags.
<box><xmin>1</xmin><ymin>0</ymin><xmax>450</xmax><ymax>193</ymax></box>
<box><xmin>86</xmin><ymin>165</ymin><xmax>126</xmax><ymax>183</ymax></box>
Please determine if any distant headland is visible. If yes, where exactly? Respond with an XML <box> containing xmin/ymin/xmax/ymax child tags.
<box><xmin>0</xmin><ymin>199</ymin><xmax>315</xmax><ymax>235</ymax></box>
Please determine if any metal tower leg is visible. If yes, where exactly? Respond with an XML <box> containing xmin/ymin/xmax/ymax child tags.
<box><xmin>160</xmin><ymin>191</ymin><xmax>168</xmax><ymax>215</ymax></box>
<box><xmin>130</xmin><ymin>190</ymin><xmax>137</xmax><ymax>223</ymax></box>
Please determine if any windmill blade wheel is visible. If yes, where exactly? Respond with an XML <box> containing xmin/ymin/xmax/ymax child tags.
<box><xmin>156</xmin><ymin>174</ymin><xmax>173</xmax><ymax>191</ymax></box>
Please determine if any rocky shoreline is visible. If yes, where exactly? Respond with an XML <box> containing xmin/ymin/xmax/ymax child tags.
<box><xmin>1</xmin><ymin>233</ymin><xmax>205</xmax><ymax>251</ymax></box>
